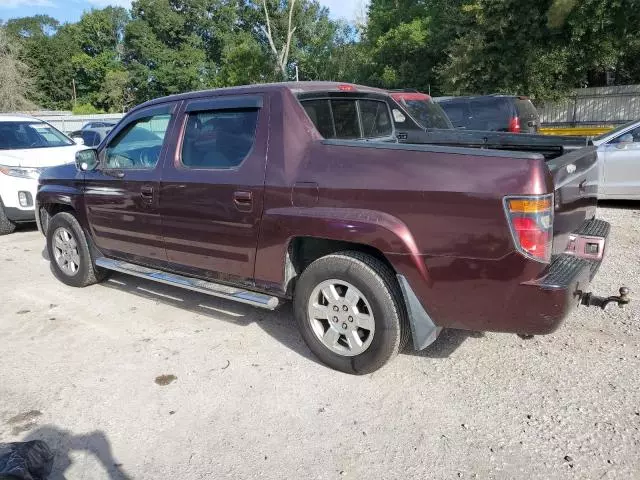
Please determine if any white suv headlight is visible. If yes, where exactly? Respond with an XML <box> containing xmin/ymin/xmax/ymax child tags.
<box><xmin>0</xmin><ymin>165</ymin><xmax>41</xmax><ymax>179</ymax></box>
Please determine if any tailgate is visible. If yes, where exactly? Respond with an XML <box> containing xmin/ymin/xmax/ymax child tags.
<box><xmin>546</xmin><ymin>146</ymin><xmax>599</xmax><ymax>254</ymax></box>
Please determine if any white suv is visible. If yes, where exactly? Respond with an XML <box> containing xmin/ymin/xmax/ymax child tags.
<box><xmin>0</xmin><ymin>115</ymin><xmax>85</xmax><ymax>235</ymax></box>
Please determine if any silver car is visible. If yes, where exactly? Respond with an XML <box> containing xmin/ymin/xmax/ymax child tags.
<box><xmin>593</xmin><ymin>120</ymin><xmax>640</xmax><ymax>200</ymax></box>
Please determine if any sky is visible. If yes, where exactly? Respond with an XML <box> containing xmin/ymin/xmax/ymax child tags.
<box><xmin>0</xmin><ymin>0</ymin><xmax>365</xmax><ymax>24</ymax></box>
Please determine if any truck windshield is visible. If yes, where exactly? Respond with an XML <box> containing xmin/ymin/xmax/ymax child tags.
<box><xmin>398</xmin><ymin>98</ymin><xmax>453</xmax><ymax>129</ymax></box>
<box><xmin>0</xmin><ymin>121</ymin><xmax>73</xmax><ymax>150</ymax></box>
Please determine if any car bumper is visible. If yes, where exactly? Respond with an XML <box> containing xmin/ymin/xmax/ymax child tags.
<box><xmin>0</xmin><ymin>174</ymin><xmax>38</xmax><ymax>222</ymax></box>
<box><xmin>484</xmin><ymin>218</ymin><xmax>611</xmax><ymax>335</ymax></box>
<box><xmin>393</xmin><ymin>218</ymin><xmax>612</xmax><ymax>342</ymax></box>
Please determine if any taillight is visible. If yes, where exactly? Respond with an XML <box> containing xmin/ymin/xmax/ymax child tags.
<box><xmin>504</xmin><ymin>194</ymin><xmax>553</xmax><ymax>263</ymax></box>
<box><xmin>508</xmin><ymin>116</ymin><xmax>521</xmax><ymax>133</ymax></box>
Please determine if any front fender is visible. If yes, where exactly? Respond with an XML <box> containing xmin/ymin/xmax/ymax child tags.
<box><xmin>35</xmin><ymin>183</ymin><xmax>86</xmax><ymax>235</ymax></box>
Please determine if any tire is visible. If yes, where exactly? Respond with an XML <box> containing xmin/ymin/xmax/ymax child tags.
<box><xmin>46</xmin><ymin>211</ymin><xmax>109</xmax><ymax>287</ymax></box>
<box><xmin>293</xmin><ymin>251</ymin><xmax>409</xmax><ymax>374</ymax></box>
<box><xmin>0</xmin><ymin>198</ymin><xmax>16</xmax><ymax>236</ymax></box>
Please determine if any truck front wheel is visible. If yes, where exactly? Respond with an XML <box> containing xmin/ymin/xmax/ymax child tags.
<box><xmin>293</xmin><ymin>251</ymin><xmax>409</xmax><ymax>374</ymax></box>
<box><xmin>46</xmin><ymin>212</ymin><xmax>108</xmax><ymax>287</ymax></box>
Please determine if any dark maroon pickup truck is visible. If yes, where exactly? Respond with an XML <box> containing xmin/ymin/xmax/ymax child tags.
<box><xmin>36</xmin><ymin>82</ymin><xmax>628</xmax><ymax>373</ymax></box>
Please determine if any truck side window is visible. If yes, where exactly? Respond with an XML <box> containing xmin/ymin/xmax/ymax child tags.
<box><xmin>105</xmin><ymin>114</ymin><xmax>171</xmax><ymax>169</ymax></box>
<box><xmin>330</xmin><ymin>100</ymin><xmax>360</xmax><ymax>139</ymax></box>
<box><xmin>359</xmin><ymin>100</ymin><xmax>392</xmax><ymax>138</ymax></box>
<box><xmin>302</xmin><ymin>100</ymin><xmax>335</xmax><ymax>138</ymax></box>
<box><xmin>181</xmin><ymin>109</ymin><xmax>259</xmax><ymax>169</ymax></box>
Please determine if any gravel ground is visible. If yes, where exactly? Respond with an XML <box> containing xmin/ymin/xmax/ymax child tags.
<box><xmin>1</xmin><ymin>204</ymin><xmax>639</xmax><ymax>480</ymax></box>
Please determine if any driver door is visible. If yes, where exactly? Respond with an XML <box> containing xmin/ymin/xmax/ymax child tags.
<box><xmin>83</xmin><ymin>103</ymin><xmax>178</xmax><ymax>265</ymax></box>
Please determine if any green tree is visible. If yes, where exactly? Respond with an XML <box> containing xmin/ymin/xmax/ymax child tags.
<box><xmin>4</xmin><ymin>15</ymin><xmax>78</xmax><ymax>109</ymax></box>
<box><xmin>0</xmin><ymin>27</ymin><xmax>35</xmax><ymax>111</ymax></box>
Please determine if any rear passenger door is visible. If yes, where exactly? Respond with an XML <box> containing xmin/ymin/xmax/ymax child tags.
<box><xmin>159</xmin><ymin>95</ymin><xmax>268</xmax><ymax>284</ymax></box>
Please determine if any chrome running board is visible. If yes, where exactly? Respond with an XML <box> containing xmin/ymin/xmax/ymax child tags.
<box><xmin>95</xmin><ymin>257</ymin><xmax>279</xmax><ymax>310</ymax></box>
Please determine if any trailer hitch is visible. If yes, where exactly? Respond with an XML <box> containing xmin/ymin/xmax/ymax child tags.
<box><xmin>579</xmin><ymin>287</ymin><xmax>631</xmax><ymax>310</ymax></box>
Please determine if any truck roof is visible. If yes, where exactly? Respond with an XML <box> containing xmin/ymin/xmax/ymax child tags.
<box><xmin>133</xmin><ymin>82</ymin><xmax>389</xmax><ymax>113</ymax></box>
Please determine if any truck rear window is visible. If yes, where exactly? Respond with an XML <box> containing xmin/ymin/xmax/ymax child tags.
<box><xmin>331</xmin><ymin>100</ymin><xmax>360</xmax><ymax>139</ymax></box>
<box><xmin>301</xmin><ymin>98</ymin><xmax>392</xmax><ymax>140</ymax></box>
<box><xmin>359</xmin><ymin>100</ymin><xmax>393</xmax><ymax>137</ymax></box>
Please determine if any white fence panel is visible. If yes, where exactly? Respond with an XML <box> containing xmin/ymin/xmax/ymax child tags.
<box><xmin>34</xmin><ymin>114</ymin><xmax>125</xmax><ymax>133</ymax></box>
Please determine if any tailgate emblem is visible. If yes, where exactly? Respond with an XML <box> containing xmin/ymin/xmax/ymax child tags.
<box><xmin>566</xmin><ymin>164</ymin><xmax>577</xmax><ymax>174</ymax></box>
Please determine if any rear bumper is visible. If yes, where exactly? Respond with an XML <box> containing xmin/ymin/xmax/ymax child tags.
<box><xmin>501</xmin><ymin>218</ymin><xmax>610</xmax><ymax>335</ymax></box>
<box><xmin>514</xmin><ymin>254</ymin><xmax>599</xmax><ymax>335</ymax></box>
<box><xmin>392</xmin><ymin>218</ymin><xmax>611</xmax><ymax>341</ymax></box>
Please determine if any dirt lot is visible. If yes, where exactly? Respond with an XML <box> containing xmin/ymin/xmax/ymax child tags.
<box><xmin>1</xmin><ymin>204</ymin><xmax>639</xmax><ymax>480</ymax></box>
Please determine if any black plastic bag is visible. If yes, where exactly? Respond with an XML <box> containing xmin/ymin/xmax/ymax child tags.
<box><xmin>0</xmin><ymin>441</ymin><xmax>53</xmax><ymax>480</ymax></box>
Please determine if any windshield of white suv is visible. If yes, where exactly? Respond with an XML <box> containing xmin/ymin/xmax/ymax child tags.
<box><xmin>0</xmin><ymin>121</ymin><xmax>74</xmax><ymax>150</ymax></box>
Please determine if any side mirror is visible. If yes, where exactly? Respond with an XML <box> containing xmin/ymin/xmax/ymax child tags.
<box><xmin>75</xmin><ymin>149</ymin><xmax>99</xmax><ymax>172</ymax></box>
<box><xmin>73</xmin><ymin>137</ymin><xmax>85</xmax><ymax>145</ymax></box>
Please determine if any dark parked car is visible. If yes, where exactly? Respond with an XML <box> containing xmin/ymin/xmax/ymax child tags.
<box><xmin>81</xmin><ymin>121</ymin><xmax>117</xmax><ymax>130</ymax></box>
<box><xmin>388</xmin><ymin>90</ymin><xmax>453</xmax><ymax>129</ymax></box>
<box><xmin>68</xmin><ymin>127</ymin><xmax>112</xmax><ymax>147</ymax></box>
<box><xmin>36</xmin><ymin>82</ymin><xmax>627</xmax><ymax>374</ymax></box>
<box><xmin>436</xmin><ymin>94</ymin><xmax>541</xmax><ymax>133</ymax></box>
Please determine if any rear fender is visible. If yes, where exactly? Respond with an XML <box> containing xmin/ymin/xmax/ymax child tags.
<box><xmin>255</xmin><ymin>206</ymin><xmax>430</xmax><ymax>289</ymax></box>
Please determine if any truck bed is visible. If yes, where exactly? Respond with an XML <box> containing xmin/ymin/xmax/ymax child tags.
<box><xmin>399</xmin><ymin>128</ymin><xmax>591</xmax><ymax>160</ymax></box>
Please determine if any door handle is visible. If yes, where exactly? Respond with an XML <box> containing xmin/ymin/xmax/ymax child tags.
<box><xmin>233</xmin><ymin>191</ymin><xmax>253</xmax><ymax>211</ymax></box>
<box><xmin>140</xmin><ymin>185</ymin><xmax>154</xmax><ymax>199</ymax></box>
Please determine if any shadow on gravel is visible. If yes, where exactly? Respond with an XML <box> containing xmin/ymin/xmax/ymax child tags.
<box><xmin>23</xmin><ymin>425</ymin><xmax>129</xmax><ymax>480</ymax></box>
<box><xmin>598</xmin><ymin>200</ymin><xmax>640</xmax><ymax>210</ymax></box>
<box><xmin>100</xmin><ymin>272</ymin><xmax>320</xmax><ymax>365</ymax></box>
<box><xmin>13</xmin><ymin>223</ymin><xmax>39</xmax><ymax>234</ymax></box>
<box><xmin>404</xmin><ymin>328</ymin><xmax>485</xmax><ymax>359</ymax></box>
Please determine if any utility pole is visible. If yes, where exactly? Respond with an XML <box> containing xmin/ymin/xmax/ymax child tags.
<box><xmin>72</xmin><ymin>78</ymin><xmax>77</xmax><ymax>108</ymax></box>
<box><xmin>295</xmin><ymin>65</ymin><xmax>299</xmax><ymax>82</ymax></box>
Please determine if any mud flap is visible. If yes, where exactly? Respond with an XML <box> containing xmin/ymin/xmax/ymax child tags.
<box><xmin>397</xmin><ymin>274</ymin><xmax>443</xmax><ymax>350</ymax></box>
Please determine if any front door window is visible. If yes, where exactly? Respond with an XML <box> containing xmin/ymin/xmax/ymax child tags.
<box><xmin>104</xmin><ymin>114</ymin><xmax>171</xmax><ymax>169</ymax></box>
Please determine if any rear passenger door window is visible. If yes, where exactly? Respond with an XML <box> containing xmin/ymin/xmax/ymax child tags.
<box><xmin>181</xmin><ymin>109</ymin><xmax>259</xmax><ymax>169</ymax></box>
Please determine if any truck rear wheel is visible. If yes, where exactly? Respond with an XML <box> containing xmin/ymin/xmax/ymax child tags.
<box><xmin>46</xmin><ymin>212</ymin><xmax>108</xmax><ymax>287</ymax></box>
<box><xmin>293</xmin><ymin>251</ymin><xmax>409</xmax><ymax>374</ymax></box>
<box><xmin>0</xmin><ymin>198</ymin><xmax>16</xmax><ymax>236</ymax></box>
